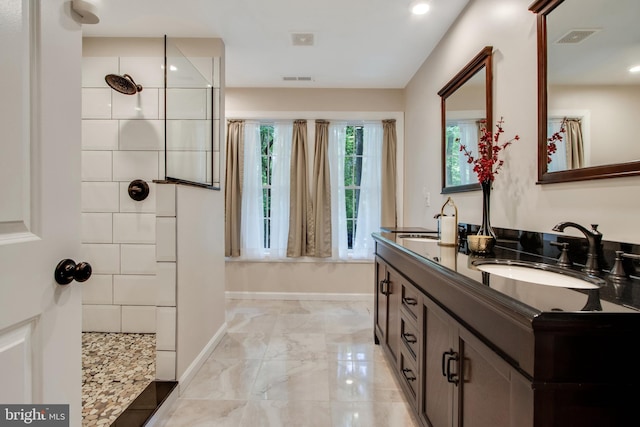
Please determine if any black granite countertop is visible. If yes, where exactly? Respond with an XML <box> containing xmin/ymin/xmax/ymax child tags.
<box><xmin>374</xmin><ymin>231</ymin><xmax>640</xmax><ymax>314</ymax></box>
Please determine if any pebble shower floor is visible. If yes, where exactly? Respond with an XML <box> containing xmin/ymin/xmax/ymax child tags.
<box><xmin>82</xmin><ymin>333</ymin><xmax>156</xmax><ymax>426</ymax></box>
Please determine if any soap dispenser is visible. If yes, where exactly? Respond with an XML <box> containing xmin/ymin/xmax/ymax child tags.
<box><xmin>438</xmin><ymin>197</ymin><xmax>458</xmax><ymax>247</ymax></box>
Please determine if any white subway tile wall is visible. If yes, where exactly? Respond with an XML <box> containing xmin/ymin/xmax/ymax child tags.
<box><xmin>81</xmin><ymin>151</ymin><xmax>113</xmax><ymax>182</ymax></box>
<box><xmin>81</xmin><ymin>275</ymin><xmax>114</xmax><ymax>305</ymax></box>
<box><xmin>156</xmin><ymin>184</ymin><xmax>176</xmax><ymax>217</ymax></box>
<box><xmin>156</xmin><ymin>217</ymin><xmax>177</xmax><ymax>262</ymax></box>
<box><xmin>113</xmin><ymin>275</ymin><xmax>158</xmax><ymax>306</ymax></box>
<box><xmin>81</xmin><ymin>50</ymin><xmax>217</xmax><ymax>354</ymax></box>
<box><xmin>156</xmin><ymin>307</ymin><xmax>177</xmax><ymax>351</ymax></box>
<box><xmin>82</xmin><ymin>120</ymin><xmax>118</xmax><ymax>150</ymax></box>
<box><xmin>119</xmin><ymin>120</ymin><xmax>164</xmax><ymax>151</ymax></box>
<box><xmin>156</xmin><ymin>262</ymin><xmax>177</xmax><ymax>307</ymax></box>
<box><xmin>82</xmin><ymin>305</ymin><xmax>122</xmax><ymax>333</ymax></box>
<box><xmin>155</xmin><ymin>183</ymin><xmax>178</xmax><ymax>379</ymax></box>
<box><xmin>81</xmin><ymin>55</ymin><xmax>164</xmax><ymax>333</ymax></box>
<box><xmin>166</xmin><ymin>120</ymin><xmax>211</xmax><ymax>151</ymax></box>
<box><xmin>82</xmin><ymin>182</ymin><xmax>120</xmax><ymax>212</ymax></box>
<box><xmin>166</xmin><ymin>151</ymin><xmax>208</xmax><ymax>183</ymax></box>
<box><xmin>112</xmin><ymin>150</ymin><xmax>159</xmax><ymax>182</ymax></box>
<box><xmin>113</xmin><ymin>213</ymin><xmax>156</xmax><ymax>244</ymax></box>
<box><xmin>82</xmin><ymin>88</ymin><xmax>112</xmax><ymax>119</ymax></box>
<box><xmin>83</xmin><ymin>244</ymin><xmax>121</xmax><ymax>275</ymax></box>
<box><xmin>111</xmin><ymin>88</ymin><xmax>161</xmax><ymax>120</ymax></box>
<box><xmin>121</xmin><ymin>306</ymin><xmax>157</xmax><ymax>333</ymax></box>
<box><xmin>81</xmin><ymin>213</ymin><xmax>113</xmax><ymax>244</ymax></box>
<box><xmin>120</xmin><ymin>244</ymin><xmax>158</xmax><ymax>274</ymax></box>
<box><xmin>166</xmin><ymin>88</ymin><xmax>207</xmax><ymax>119</ymax></box>
<box><xmin>156</xmin><ymin>350</ymin><xmax>177</xmax><ymax>381</ymax></box>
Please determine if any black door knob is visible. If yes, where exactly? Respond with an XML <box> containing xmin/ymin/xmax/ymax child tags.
<box><xmin>55</xmin><ymin>259</ymin><xmax>92</xmax><ymax>285</ymax></box>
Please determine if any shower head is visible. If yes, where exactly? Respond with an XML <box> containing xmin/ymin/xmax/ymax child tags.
<box><xmin>105</xmin><ymin>74</ymin><xmax>143</xmax><ymax>95</ymax></box>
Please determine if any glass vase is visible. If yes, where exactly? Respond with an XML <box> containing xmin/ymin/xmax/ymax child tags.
<box><xmin>478</xmin><ymin>180</ymin><xmax>496</xmax><ymax>239</ymax></box>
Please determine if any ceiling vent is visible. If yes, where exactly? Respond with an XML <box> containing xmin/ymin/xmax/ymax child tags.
<box><xmin>282</xmin><ymin>76</ymin><xmax>313</xmax><ymax>82</ymax></box>
<box><xmin>556</xmin><ymin>29</ymin><xmax>600</xmax><ymax>44</ymax></box>
<box><xmin>291</xmin><ymin>33</ymin><xmax>314</xmax><ymax>46</ymax></box>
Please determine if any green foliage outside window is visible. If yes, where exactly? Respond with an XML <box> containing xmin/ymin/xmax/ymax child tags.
<box><xmin>261</xmin><ymin>125</ymin><xmax>274</xmax><ymax>248</ymax></box>
<box><xmin>446</xmin><ymin>125</ymin><xmax>462</xmax><ymax>186</ymax></box>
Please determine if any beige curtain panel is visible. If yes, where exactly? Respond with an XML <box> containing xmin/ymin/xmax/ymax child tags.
<box><xmin>224</xmin><ymin>120</ymin><xmax>244</xmax><ymax>257</ymax></box>
<box><xmin>312</xmin><ymin>120</ymin><xmax>332</xmax><ymax>257</ymax></box>
<box><xmin>564</xmin><ymin>118</ymin><xmax>584</xmax><ymax>169</ymax></box>
<box><xmin>287</xmin><ymin>120</ymin><xmax>313</xmax><ymax>257</ymax></box>
<box><xmin>381</xmin><ymin>119</ymin><xmax>398</xmax><ymax>228</ymax></box>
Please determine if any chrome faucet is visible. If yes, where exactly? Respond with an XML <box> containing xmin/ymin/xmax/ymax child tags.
<box><xmin>552</xmin><ymin>222</ymin><xmax>602</xmax><ymax>274</ymax></box>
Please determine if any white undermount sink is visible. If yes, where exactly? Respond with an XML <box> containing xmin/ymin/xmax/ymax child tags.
<box><xmin>472</xmin><ymin>260</ymin><xmax>605</xmax><ymax>289</ymax></box>
<box><xmin>398</xmin><ymin>234</ymin><xmax>440</xmax><ymax>243</ymax></box>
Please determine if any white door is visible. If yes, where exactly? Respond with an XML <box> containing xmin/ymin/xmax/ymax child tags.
<box><xmin>0</xmin><ymin>0</ymin><xmax>83</xmax><ymax>425</ymax></box>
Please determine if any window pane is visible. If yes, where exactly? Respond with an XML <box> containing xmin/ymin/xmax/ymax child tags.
<box><xmin>260</xmin><ymin>125</ymin><xmax>274</xmax><ymax>249</ymax></box>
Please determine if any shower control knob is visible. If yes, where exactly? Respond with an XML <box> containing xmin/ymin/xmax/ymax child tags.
<box><xmin>128</xmin><ymin>179</ymin><xmax>150</xmax><ymax>201</ymax></box>
<box><xmin>55</xmin><ymin>259</ymin><xmax>92</xmax><ymax>285</ymax></box>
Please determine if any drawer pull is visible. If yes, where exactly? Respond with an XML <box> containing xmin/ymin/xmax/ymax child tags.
<box><xmin>402</xmin><ymin>297</ymin><xmax>418</xmax><ymax>306</ymax></box>
<box><xmin>379</xmin><ymin>279</ymin><xmax>390</xmax><ymax>295</ymax></box>
<box><xmin>402</xmin><ymin>368</ymin><xmax>417</xmax><ymax>382</ymax></box>
<box><xmin>402</xmin><ymin>333</ymin><xmax>417</xmax><ymax>344</ymax></box>
<box><xmin>441</xmin><ymin>349</ymin><xmax>460</xmax><ymax>385</ymax></box>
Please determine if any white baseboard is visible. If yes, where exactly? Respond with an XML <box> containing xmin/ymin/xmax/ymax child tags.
<box><xmin>225</xmin><ymin>291</ymin><xmax>373</xmax><ymax>302</ymax></box>
<box><xmin>177</xmin><ymin>322</ymin><xmax>227</xmax><ymax>394</ymax></box>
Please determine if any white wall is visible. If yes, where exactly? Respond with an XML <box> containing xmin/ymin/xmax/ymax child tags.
<box><xmin>176</xmin><ymin>185</ymin><xmax>226</xmax><ymax>381</ymax></box>
<box><xmin>225</xmin><ymin>87</ymin><xmax>403</xmax><ymax>296</ymax></box>
<box><xmin>226</xmin><ymin>261</ymin><xmax>372</xmax><ymax>296</ymax></box>
<box><xmin>404</xmin><ymin>0</ymin><xmax>640</xmax><ymax>245</ymax></box>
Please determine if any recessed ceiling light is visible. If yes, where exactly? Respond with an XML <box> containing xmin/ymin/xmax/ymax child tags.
<box><xmin>630</xmin><ymin>65</ymin><xmax>640</xmax><ymax>73</ymax></box>
<box><xmin>411</xmin><ymin>1</ymin><xmax>430</xmax><ymax>15</ymax></box>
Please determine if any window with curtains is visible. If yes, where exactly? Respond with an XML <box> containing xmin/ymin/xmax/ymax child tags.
<box><xmin>226</xmin><ymin>118</ymin><xmax>394</xmax><ymax>260</ymax></box>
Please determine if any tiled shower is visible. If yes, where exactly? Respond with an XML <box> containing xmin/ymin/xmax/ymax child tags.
<box><xmin>81</xmin><ymin>50</ymin><xmax>176</xmax><ymax>350</ymax></box>
<box><xmin>79</xmin><ymin>37</ymin><xmax>222</xmax><ymax>424</ymax></box>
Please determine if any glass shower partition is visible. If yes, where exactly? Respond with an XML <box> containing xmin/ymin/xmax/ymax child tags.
<box><xmin>164</xmin><ymin>36</ymin><xmax>221</xmax><ymax>189</ymax></box>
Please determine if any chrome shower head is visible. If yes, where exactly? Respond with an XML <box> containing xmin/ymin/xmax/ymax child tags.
<box><xmin>105</xmin><ymin>74</ymin><xmax>143</xmax><ymax>95</ymax></box>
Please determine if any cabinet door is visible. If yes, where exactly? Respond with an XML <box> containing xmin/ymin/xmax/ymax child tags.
<box><xmin>374</xmin><ymin>259</ymin><xmax>389</xmax><ymax>345</ymax></box>
<box><xmin>422</xmin><ymin>297</ymin><xmax>455</xmax><ymax>427</ymax></box>
<box><xmin>386</xmin><ymin>266</ymin><xmax>402</xmax><ymax>363</ymax></box>
<box><xmin>455</xmin><ymin>327</ymin><xmax>533</xmax><ymax>427</ymax></box>
<box><xmin>373</xmin><ymin>258</ymin><xmax>402</xmax><ymax>364</ymax></box>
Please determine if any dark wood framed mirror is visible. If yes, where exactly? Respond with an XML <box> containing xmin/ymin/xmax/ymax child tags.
<box><xmin>530</xmin><ymin>0</ymin><xmax>640</xmax><ymax>184</ymax></box>
<box><xmin>438</xmin><ymin>46</ymin><xmax>493</xmax><ymax>193</ymax></box>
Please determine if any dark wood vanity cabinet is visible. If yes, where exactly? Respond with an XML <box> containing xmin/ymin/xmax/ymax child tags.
<box><xmin>374</xmin><ymin>236</ymin><xmax>640</xmax><ymax>427</ymax></box>
<box><xmin>375</xmin><ymin>244</ymin><xmax>533</xmax><ymax>427</ymax></box>
<box><xmin>422</xmin><ymin>298</ymin><xmax>533</xmax><ymax>427</ymax></box>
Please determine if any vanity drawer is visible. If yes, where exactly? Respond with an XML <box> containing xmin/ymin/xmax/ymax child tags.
<box><xmin>399</xmin><ymin>349</ymin><xmax>419</xmax><ymax>407</ymax></box>
<box><xmin>401</xmin><ymin>282</ymin><xmax>420</xmax><ymax>320</ymax></box>
<box><xmin>401</xmin><ymin>315</ymin><xmax>419</xmax><ymax>361</ymax></box>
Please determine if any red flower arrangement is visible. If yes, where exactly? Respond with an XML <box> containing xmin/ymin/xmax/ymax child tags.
<box><xmin>546</xmin><ymin>119</ymin><xmax>566</xmax><ymax>164</ymax></box>
<box><xmin>459</xmin><ymin>117</ymin><xmax>519</xmax><ymax>183</ymax></box>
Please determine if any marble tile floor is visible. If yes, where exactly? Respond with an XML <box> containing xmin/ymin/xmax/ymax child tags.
<box><xmin>82</xmin><ymin>332</ymin><xmax>156</xmax><ymax>426</ymax></box>
<box><xmin>155</xmin><ymin>299</ymin><xmax>419</xmax><ymax>427</ymax></box>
